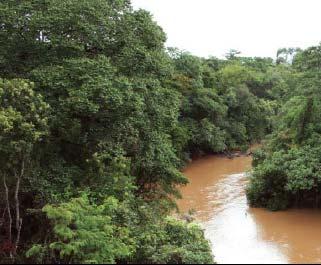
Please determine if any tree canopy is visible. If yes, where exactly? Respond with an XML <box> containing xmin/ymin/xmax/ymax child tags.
<box><xmin>247</xmin><ymin>43</ymin><xmax>321</xmax><ymax>211</ymax></box>
<box><xmin>1</xmin><ymin>0</ymin><xmax>320</xmax><ymax>263</ymax></box>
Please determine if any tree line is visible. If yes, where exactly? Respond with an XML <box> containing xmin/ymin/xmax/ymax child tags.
<box><xmin>247</xmin><ymin>44</ymin><xmax>321</xmax><ymax>211</ymax></box>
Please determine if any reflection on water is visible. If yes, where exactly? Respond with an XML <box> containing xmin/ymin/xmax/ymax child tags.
<box><xmin>178</xmin><ymin>155</ymin><xmax>321</xmax><ymax>264</ymax></box>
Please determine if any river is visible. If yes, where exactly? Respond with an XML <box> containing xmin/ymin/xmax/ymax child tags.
<box><xmin>178</xmin><ymin>154</ymin><xmax>321</xmax><ymax>264</ymax></box>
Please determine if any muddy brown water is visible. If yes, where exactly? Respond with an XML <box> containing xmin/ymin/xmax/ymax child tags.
<box><xmin>178</xmin><ymin>155</ymin><xmax>321</xmax><ymax>264</ymax></box>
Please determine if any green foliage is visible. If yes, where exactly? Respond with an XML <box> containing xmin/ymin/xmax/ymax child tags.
<box><xmin>247</xmin><ymin>145</ymin><xmax>321</xmax><ymax>210</ymax></box>
<box><xmin>1</xmin><ymin>0</ymin><xmax>303</xmax><ymax>262</ymax></box>
<box><xmin>293</xmin><ymin>44</ymin><xmax>321</xmax><ymax>71</ymax></box>
<box><xmin>247</xmin><ymin>44</ymin><xmax>321</xmax><ymax>210</ymax></box>
<box><xmin>134</xmin><ymin>217</ymin><xmax>214</xmax><ymax>264</ymax></box>
<box><xmin>0</xmin><ymin>78</ymin><xmax>49</xmax><ymax>195</ymax></box>
<box><xmin>26</xmin><ymin>195</ymin><xmax>214</xmax><ymax>264</ymax></box>
<box><xmin>27</xmin><ymin>195</ymin><xmax>134</xmax><ymax>264</ymax></box>
<box><xmin>0</xmin><ymin>0</ymin><xmax>169</xmax><ymax>79</ymax></box>
<box><xmin>0</xmin><ymin>78</ymin><xmax>49</xmax><ymax>157</ymax></box>
<box><xmin>247</xmin><ymin>150</ymin><xmax>290</xmax><ymax>211</ymax></box>
<box><xmin>217</xmin><ymin>64</ymin><xmax>254</xmax><ymax>91</ymax></box>
<box><xmin>169</xmin><ymin>52</ymin><xmax>274</xmax><ymax>157</ymax></box>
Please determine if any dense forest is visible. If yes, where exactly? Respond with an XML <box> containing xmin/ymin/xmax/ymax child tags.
<box><xmin>0</xmin><ymin>0</ymin><xmax>320</xmax><ymax>264</ymax></box>
<box><xmin>247</xmin><ymin>46</ymin><xmax>321</xmax><ymax>211</ymax></box>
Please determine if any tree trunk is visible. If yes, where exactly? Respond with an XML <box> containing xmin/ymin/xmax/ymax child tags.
<box><xmin>3</xmin><ymin>176</ymin><xmax>13</xmax><ymax>259</ymax></box>
<box><xmin>14</xmin><ymin>158</ymin><xmax>24</xmax><ymax>253</ymax></box>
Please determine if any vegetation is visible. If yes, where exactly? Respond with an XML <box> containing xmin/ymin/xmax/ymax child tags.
<box><xmin>0</xmin><ymin>0</ymin><xmax>320</xmax><ymax>263</ymax></box>
<box><xmin>247</xmin><ymin>45</ymin><xmax>321</xmax><ymax>211</ymax></box>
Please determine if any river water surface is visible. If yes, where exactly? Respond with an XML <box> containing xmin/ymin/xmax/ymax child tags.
<box><xmin>178</xmin><ymin>155</ymin><xmax>321</xmax><ymax>264</ymax></box>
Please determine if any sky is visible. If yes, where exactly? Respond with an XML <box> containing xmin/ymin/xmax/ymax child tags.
<box><xmin>131</xmin><ymin>0</ymin><xmax>321</xmax><ymax>59</ymax></box>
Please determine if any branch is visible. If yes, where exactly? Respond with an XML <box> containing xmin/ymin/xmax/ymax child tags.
<box><xmin>0</xmin><ymin>206</ymin><xmax>6</xmax><ymax>227</ymax></box>
<box><xmin>14</xmin><ymin>157</ymin><xmax>25</xmax><ymax>254</ymax></box>
<box><xmin>14</xmin><ymin>218</ymin><xmax>22</xmax><ymax>254</ymax></box>
<box><xmin>14</xmin><ymin>175</ymin><xmax>21</xmax><ymax>231</ymax></box>
<box><xmin>3</xmin><ymin>175</ymin><xmax>14</xmax><ymax>260</ymax></box>
<box><xmin>15</xmin><ymin>158</ymin><xmax>24</xmax><ymax>231</ymax></box>
<box><xmin>3</xmin><ymin>176</ymin><xmax>12</xmax><ymax>243</ymax></box>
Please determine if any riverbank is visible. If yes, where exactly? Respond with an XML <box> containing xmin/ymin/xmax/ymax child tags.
<box><xmin>178</xmin><ymin>154</ymin><xmax>321</xmax><ymax>264</ymax></box>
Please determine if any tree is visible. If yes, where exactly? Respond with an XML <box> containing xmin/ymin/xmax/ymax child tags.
<box><xmin>225</xmin><ymin>49</ymin><xmax>241</xmax><ymax>60</ymax></box>
<box><xmin>26</xmin><ymin>195</ymin><xmax>134</xmax><ymax>264</ymax></box>
<box><xmin>0</xmin><ymin>79</ymin><xmax>49</xmax><ymax>260</ymax></box>
<box><xmin>276</xmin><ymin>47</ymin><xmax>300</xmax><ymax>65</ymax></box>
<box><xmin>0</xmin><ymin>0</ymin><xmax>170</xmax><ymax>80</ymax></box>
<box><xmin>26</xmin><ymin>194</ymin><xmax>214</xmax><ymax>264</ymax></box>
<box><xmin>247</xmin><ymin>44</ymin><xmax>321</xmax><ymax>211</ymax></box>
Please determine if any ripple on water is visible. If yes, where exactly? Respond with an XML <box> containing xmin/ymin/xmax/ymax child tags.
<box><xmin>203</xmin><ymin>172</ymin><xmax>288</xmax><ymax>264</ymax></box>
<box><xmin>178</xmin><ymin>155</ymin><xmax>321</xmax><ymax>264</ymax></box>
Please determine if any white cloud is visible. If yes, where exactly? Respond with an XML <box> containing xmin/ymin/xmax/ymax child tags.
<box><xmin>131</xmin><ymin>0</ymin><xmax>321</xmax><ymax>58</ymax></box>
